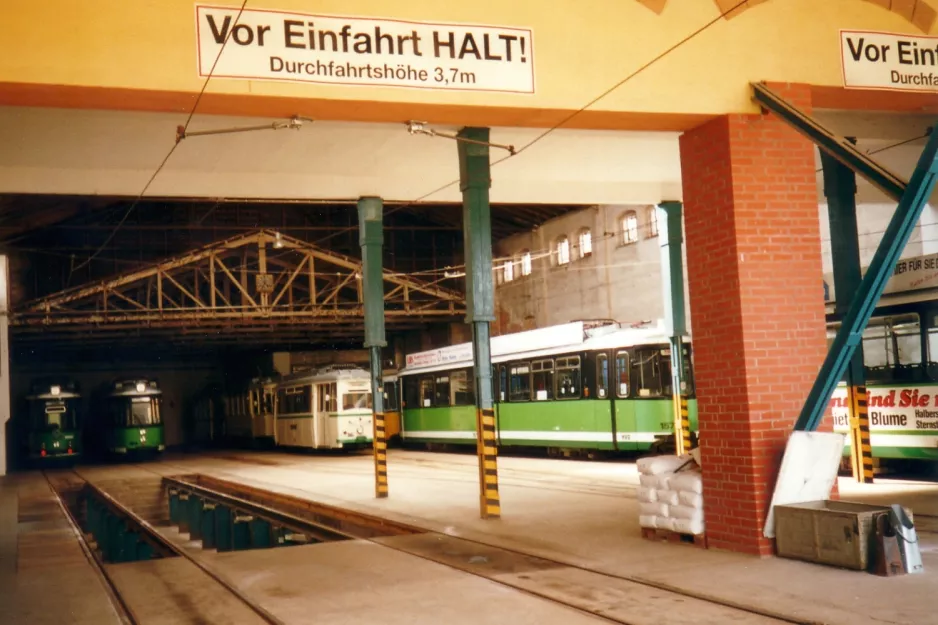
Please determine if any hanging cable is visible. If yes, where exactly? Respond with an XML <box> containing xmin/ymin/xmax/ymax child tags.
<box><xmin>69</xmin><ymin>0</ymin><xmax>251</xmax><ymax>274</ymax></box>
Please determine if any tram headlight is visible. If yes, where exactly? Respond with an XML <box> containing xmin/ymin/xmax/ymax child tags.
<box><xmin>136</xmin><ymin>382</ymin><xmax>146</xmax><ymax>393</ymax></box>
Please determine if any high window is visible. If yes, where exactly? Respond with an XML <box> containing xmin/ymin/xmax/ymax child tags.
<box><xmin>503</xmin><ymin>258</ymin><xmax>515</xmax><ymax>282</ymax></box>
<box><xmin>520</xmin><ymin>250</ymin><xmax>532</xmax><ymax>276</ymax></box>
<box><xmin>555</xmin><ymin>236</ymin><xmax>571</xmax><ymax>265</ymax></box>
<box><xmin>577</xmin><ymin>228</ymin><xmax>592</xmax><ymax>259</ymax></box>
<box><xmin>648</xmin><ymin>207</ymin><xmax>659</xmax><ymax>238</ymax></box>
<box><xmin>620</xmin><ymin>211</ymin><xmax>639</xmax><ymax>245</ymax></box>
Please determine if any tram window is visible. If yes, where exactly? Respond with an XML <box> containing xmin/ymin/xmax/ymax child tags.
<box><xmin>631</xmin><ymin>348</ymin><xmax>665</xmax><ymax>397</ymax></box>
<box><xmin>343</xmin><ymin>391</ymin><xmax>372</xmax><ymax>411</ymax></box>
<box><xmin>597</xmin><ymin>354</ymin><xmax>609</xmax><ymax>398</ymax></box>
<box><xmin>658</xmin><ymin>346</ymin><xmax>694</xmax><ymax>396</ymax></box>
<box><xmin>434</xmin><ymin>375</ymin><xmax>451</xmax><ymax>407</ymax></box>
<box><xmin>129</xmin><ymin>398</ymin><xmax>160</xmax><ymax>425</ymax></box>
<box><xmin>285</xmin><ymin>386</ymin><xmax>313</xmax><ymax>414</ymax></box>
<box><xmin>451</xmin><ymin>370</ymin><xmax>474</xmax><ymax>405</ymax></box>
<box><xmin>555</xmin><ymin>357</ymin><xmax>581</xmax><ymax>399</ymax></box>
<box><xmin>251</xmin><ymin>391</ymin><xmax>260</xmax><ymax>416</ymax></box>
<box><xmin>317</xmin><ymin>383</ymin><xmax>336</xmax><ymax>413</ymax></box>
<box><xmin>532</xmin><ymin>359</ymin><xmax>554</xmax><ymax>401</ymax></box>
<box><xmin>509</xmin><ymin>364</ymin><xmax>532</xmax><ymax>402</ymax></box>
<box><xmin>499</xmin><ymin>366</ymin><xmax>508</xmax><ymax>401</ymax></box>
<box><xmin>264</xmin><ymin>391</ymin><xmax>274</xmax><ymax>414</ymax></box>
<box><xmin>860</xmin><ymin>314</ymin><xmax>921</xmax><ymax>368</ymax></box>
<box><xmin>35</xmin><ymin>401</ymin><xmax>77</xmax><ymax>430</ymax></box>
<box><xmin>615</xmin><ymin>351</ymin><xmax>630</xmax><ymax>397</ymax></box>
<box><xmin>403</xmin><ymin>377</ymin><xmax>419</xmax><ymax>409</ymax></box>
<box><xmin>384</xmin><ymin>381</ymin><xmax>399</xmax><ymax>411</ymax></box>
<box><xmin>419</xmin><ymin>377</ymin><xmax>434</xmax><ymax>408</ymax></box>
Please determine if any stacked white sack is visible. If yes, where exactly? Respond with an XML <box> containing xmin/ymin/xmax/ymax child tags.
<box><xmin>637</xmin><ymin>453</ymin><xmax>705</xmax><ymax>535</ymax></box>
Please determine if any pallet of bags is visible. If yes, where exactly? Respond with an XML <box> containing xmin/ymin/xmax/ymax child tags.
<box><xmin>636</xmin><ymin>451</ymin><xmax>706</xmax><ymax>546</ymax></box>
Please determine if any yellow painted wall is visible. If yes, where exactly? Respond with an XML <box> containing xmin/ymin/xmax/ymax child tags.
<box><xmin>0</xmin><ymin>0</ymin><xmax>929</xmax><ymax>123</ymax></box>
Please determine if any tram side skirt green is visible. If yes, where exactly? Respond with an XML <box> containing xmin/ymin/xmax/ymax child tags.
<box><xmin>614</xmin><ymin>398</ymin><xmax>697</xmax><ymax>451</ymax></box>
<box><xmin>402</xmin><ymin>405</ymin><xmax>477</xmax><ymax>444</ymax></box>
<box><xmin>498</xmin><ymin>400</ymin><xmax>615</xmax><ymax>449</ymax></box>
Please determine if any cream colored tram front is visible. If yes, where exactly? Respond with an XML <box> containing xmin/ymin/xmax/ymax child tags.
<box><xmin>276</xmin><ymin>367</ymin><xmax>374</xmax><ymax>450</ymax></box>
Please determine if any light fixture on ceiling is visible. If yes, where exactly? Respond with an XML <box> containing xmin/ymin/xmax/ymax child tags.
<box><xmin>273</xmin><ymin>232</ymin><xmax>284</xmax><ymax>249</ymax></box>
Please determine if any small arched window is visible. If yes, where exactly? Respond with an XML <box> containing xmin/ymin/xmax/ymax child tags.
<box><xmin>647</xmin><ymin>207</ymin><xmax>659</xmax><ymax>238</ymax></box>
<box><xmin>555</xmin><ymin>236</ymin><xmax>571</xmax><ymax>266</ymax></box>
<box><xmin>620</xmin><ymin>211</ymin><xmax>639</xmax><ymax>245</ymax></box>
<box><xmin>577</xmin><ymin>228</ymin><xmax>592</xmax><ymax>259</ymax></box>
<box><xmin>520</xmin><ymin>250</ymin><xmax>532</xmax><ymax>276</ymax></box>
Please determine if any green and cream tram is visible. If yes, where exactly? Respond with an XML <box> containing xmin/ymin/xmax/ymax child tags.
<box><xmin>275</xmin><ymin>365</ymin><xmax>374</xmax><ymax>450</ymax></box>
<box><xmin>399</xmin><ymin>321</ymin><xmax>697</xmax><ymax>455</ymax></box>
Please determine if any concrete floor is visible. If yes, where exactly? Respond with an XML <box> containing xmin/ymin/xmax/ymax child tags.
<box><xmin>2</xmin><ymin>449</ymin><xmax>936</xmax><ymax>624</ymax></box>
<box><xmin>0</xmin><ymin>475</ymin><xmax>124</xmax><ymax>625</ymax></box>
<box><xmin>147</xmin><ymin>449</ymin><xmax>938</xmax><ymax>625</ymax></box>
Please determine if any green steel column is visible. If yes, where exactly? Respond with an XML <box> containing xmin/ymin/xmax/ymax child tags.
<box><xmin>358</xmin><ymin>196</ymin><xmax>389</xmax><ymax>499</ymax></box>
<box><xmin>458</xmin><ymin>127</ymin><xmax>500</xmax><ymax>520</ymax></box>
<box><xmin>822</xmin><ymin>144</ymin><xmax>873</xmax><ymax>484</ymax></box>
<box><xmin>658</xmin><ymin>201</ymin><xmax>691</xmax><ymax>455</ymax></box>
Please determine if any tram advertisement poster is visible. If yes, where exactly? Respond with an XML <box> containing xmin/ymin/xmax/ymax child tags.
<box><xmin>829</xmin><ymin>386</ymin><xmax>938</xmax><ymax>431</ymax></box>
<box><xmin>840</xmin><ymin>30</ymin><xmax>938</xmax><ymax>93</ymax></box>
<box><xmin>196</xmin><ymin>5</ymin><xmax>536</xmax><ymax>93</ymax></box>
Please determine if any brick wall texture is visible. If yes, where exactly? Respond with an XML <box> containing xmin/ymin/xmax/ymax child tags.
<box><xmin>679</xmin><ymin>83</ymin><xmax>830</xmax><ymax>556</ymax></box>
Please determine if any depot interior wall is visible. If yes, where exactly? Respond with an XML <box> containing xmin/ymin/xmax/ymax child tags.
<box><xmin>493</xmin><ymin>205</ymin><xmax>692</xmax><ymax>333</ymax></box>
<box><xmin>818</xmin><ymin>202</ymin><xmax>937</xmax><ymax>300</ymax></box>
<box><xmin>9</xmin><ymin>361</ymin><xmax>222</xmax><ymax>456</ymax></box>
<box><xmin>1</xmin><ymin>0</ymin><xmax>928</xmax><ymax>123</ymax></box>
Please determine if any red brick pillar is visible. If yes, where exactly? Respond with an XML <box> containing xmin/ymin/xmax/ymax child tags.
<box><xmin>679</xmin><ymin>84</ymin><xmax>829</xmax><ymax>556</ymax></box>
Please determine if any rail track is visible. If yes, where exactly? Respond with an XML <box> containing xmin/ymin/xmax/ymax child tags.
<box><xmin>135</xmin><ymin>464</ymin><xmax>812</xmax><ymax>625</ymax></box>
<box><xmin>43</xmin><ymin>469</ymin><xmax>285</xmax><ymax>625</ymax></box>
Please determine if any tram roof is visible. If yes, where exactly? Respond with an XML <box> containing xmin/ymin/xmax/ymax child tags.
<box><xmin>400</xmin><ymin>320</ymin><xmax>688</xmax><ymax>376</ymax></box>
<box><xmin>109</xmin><ymin>379</ymin><xmax>162</xmax><ymax>397</ymax></box>
<box><xmin>278</xmin><ymin>365</ymin><xmax>371</xmax><ymax>386</ymax></box>
<box><xmin>27</xmin><ymin>390</ymin><xmax>80</xmax><ymax>400</ymax></box>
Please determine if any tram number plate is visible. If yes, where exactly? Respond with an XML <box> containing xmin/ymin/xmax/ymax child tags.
<box><xmin>618</xmin><ymin>433</ymin><xmax>633</xmax><ymax>441</ymax></box>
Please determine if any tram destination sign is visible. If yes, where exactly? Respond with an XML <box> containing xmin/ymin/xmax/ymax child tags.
<box><xmin>840</xmin><ymin>30</ymin><xmax>938</xmax><ymax>93</ymax></box>
<box><xmin>195</xmin><ymin>5</ymin><xmax>535</xmax><ymax>93</ymax></box>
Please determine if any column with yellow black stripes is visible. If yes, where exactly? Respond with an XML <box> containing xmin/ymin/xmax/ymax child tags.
<box><xmin>850</xmin><ymin>384</ymin><xmax>874</xmax><ymax>483</ymax></box>
<box><xmin>457</xmin><ymin>127</ymin><xmax>500</xmax><ymax>519</ymax></box>
<box><xmin>680</xmin><ymin>396</ymin><xmax>692</xmax><ymax>454</ymax></box>
<box><xmin>357</xmin><ymin>196</ymin><xmax>389</xmax><ymax>498</ymax></box>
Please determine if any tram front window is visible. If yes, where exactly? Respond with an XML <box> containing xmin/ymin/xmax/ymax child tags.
<box><xmin>32</xmin><ymin>400</ymin><xmax>77</xmax><ymax>431</ymax></box>
<box><xmin>343</xmin><ymin>391</ymin><xmax>372</xmax><ymax>411</ymax></box>
<box><xmin>111</xmin><ymin>398</ymin><xmax>161</xmax><ymax>426</ymax></box>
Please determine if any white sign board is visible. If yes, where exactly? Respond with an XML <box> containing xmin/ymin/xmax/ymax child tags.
<box><xmin>841</xmin><ymin>30</ymin><xmax>938</xmax><ymax>93</ymax></box>
<box><xmin>196</xmin><ymin>5</ymin><xmax>535</xmax><ymax>93</ymax></box>
<box><xmin>830</xmin><ymin>386</ymin><xmax>938</xmax><ymax>432</ymax></box>
<box><xmin>823</xmin><ymin>252</ymin><xmax>938</xmax><ymax>303</ymax></box>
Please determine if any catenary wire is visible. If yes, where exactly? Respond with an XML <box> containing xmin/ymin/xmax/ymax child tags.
<box><xmin>304</xmin><ymin>0</ymin><xmax>751</xmax><ymax>248</ymax></box>
<box><xmin>68</xmin><ymin>0</ymin><xmax>251</xmax><ymax>275</ymax></box>
<box><xmin>50</xmin><ymin>0</ymin><xmax>741</xmax><ymax>281</ymax></box>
